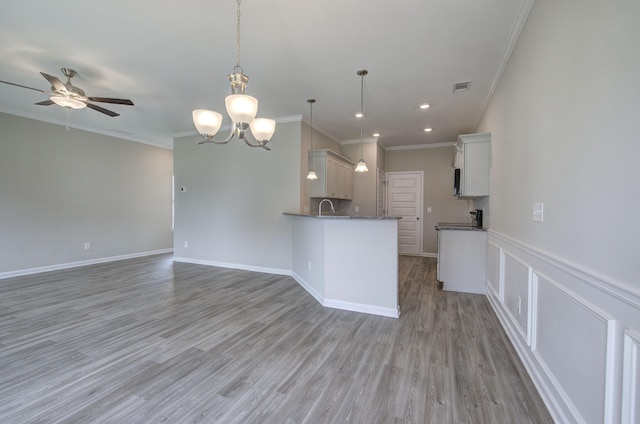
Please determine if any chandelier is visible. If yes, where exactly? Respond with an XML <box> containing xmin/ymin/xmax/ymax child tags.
<box><xmin>192</xmin><ymin>0</ymin><xmax>276</xmax><ymax>150</ymax></box>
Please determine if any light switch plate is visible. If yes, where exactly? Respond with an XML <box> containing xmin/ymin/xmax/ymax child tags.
<box><xmin>532</xmin><ymin>202</ymin><xmax>544</xmax><ymax>222</ymax></box>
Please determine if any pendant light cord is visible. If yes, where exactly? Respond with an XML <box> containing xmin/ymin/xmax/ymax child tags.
<box><xmin>360</xmin><ymin>72</ymin><xmax>364</xmax><ymax>158</ymax></box>
<box><xmin>309</xmin><ymin>99</ymin><xmax>314</xmax><ymax>151</ymax></box>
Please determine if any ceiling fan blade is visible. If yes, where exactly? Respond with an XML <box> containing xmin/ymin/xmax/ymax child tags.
<box><xmin>35</xmin><ymin>99</ymin><xmax>55</xmax><ymax>106</ymax></box>
<box><xmin>0</xmin><ymin>79</ymin><xmax>49</xmax><ymax>93</ymax></box>
<box><xmin>40</xmin><ymin>72</ymin><xmax>67</xmax><ymax>93</ymax></box>
<box><xmin>87</xmin><ymin>97</ymin><xmax>134</xmax><ymax>106</ymax></box>
<box><xmin>86</xmin><ymin>102</ymin><xmax>120</xmax><ymax>117</ymax></box>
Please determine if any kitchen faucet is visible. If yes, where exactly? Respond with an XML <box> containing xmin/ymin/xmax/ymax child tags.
<box><xmin>318</xmin><ymin>199</ymin><xmax>335</xmax><ymax>216</ymax></box>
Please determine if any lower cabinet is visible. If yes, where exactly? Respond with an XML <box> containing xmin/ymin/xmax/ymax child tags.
<box><xmin>437</xmin><ymin>229</ymin><xmax>487</xmax><ymax>294</ymax></box>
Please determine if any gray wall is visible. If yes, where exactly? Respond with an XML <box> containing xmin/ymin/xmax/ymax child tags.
<box><xmin>476</xmin><ymin>0</ymin><xmax>639</xmax><ymax>286</ymax></box>
<box><xmin>385</xmin><ymin>146</ymin><xmax>473</xmax><ymax>255</ymax></box>
<box><xmin>0</xmin><ymin>112</ymin><xmax>173</xmax><ymax>274</ymax></box>
<box><xmin>341</xmin><ymin>140</ymin><xmax>378</xmax><ymax>216</ymax></box>
<box><xmin>173</xmin><ymin>121</ymin><xmax>301</xmax><ymax>272</ymax></box>
<box><xmin>300</xmin><ymin>121</ymin><xmax>342</xmax><ymax>214</ymax></box>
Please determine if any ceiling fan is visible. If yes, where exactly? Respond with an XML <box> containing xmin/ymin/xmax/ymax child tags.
<box><xmin>0</xmin><ymin>68</ymin><xmax>134</xmax><ymax>117</ymax></box>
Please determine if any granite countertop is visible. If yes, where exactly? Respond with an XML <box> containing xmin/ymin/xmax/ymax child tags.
<box><xmin>435</xmin><ymin>222</ymin><xmax>487</xmax><ymax>231</ymax></box>
<box><xmin>283</xmin><ymin>212</ymin><xmax>401</xmax><ymax>220</ymax></box>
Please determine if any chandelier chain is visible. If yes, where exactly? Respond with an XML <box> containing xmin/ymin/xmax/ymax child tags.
<box><xmin>360</xmin><ymin>72</ymin><xmax>364</xmax><ymax>157</ymax></box>
<box><xmin>235</xmin><ymin>0</ymin><xmax>242</xmax><ymax>70</ymax></box>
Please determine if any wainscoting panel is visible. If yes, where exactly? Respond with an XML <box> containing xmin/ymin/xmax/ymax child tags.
<box><xmin>534</xmin><ymin>272</ymin><xmax>611</xmax><ymax>423</ymax></box>
<box><xmin>487</xmin><ymin>241</ymin><xmax>502</xmax><ymax>301</ymax></box>
<box><xmin>503</xmin><ymin>250</ymin><xmax>532</xmax><ymax>345</ymax></box>
<box><xmin>486</xmin><ymin>230</ymin><xmax>640</xmax><ymax>424</ymax></box>
<box><xmin>622</xmin><ymin>331</ymin><xmax>640</xmax><ymax>423</ymax></box>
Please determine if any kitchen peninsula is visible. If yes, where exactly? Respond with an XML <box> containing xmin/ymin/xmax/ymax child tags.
<box><xmin>284</xmin><ymin>213</ymin><xmax>401</xmax><ymax>318</ymax></box>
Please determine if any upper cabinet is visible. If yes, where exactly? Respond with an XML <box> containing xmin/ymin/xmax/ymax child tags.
<box><xmin>455</xmin><ymin>133</ymin><xmax>491</xmax><ymax>198</ymax></box>
<box><xmin>309</xmin><ymin>149</ymin><xmax>354</xmax><ymax>199</ymax></box>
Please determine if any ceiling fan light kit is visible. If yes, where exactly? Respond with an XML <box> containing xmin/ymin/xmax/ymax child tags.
<box><xmin>50</xmin><ymin>95</ymin><xmax>86</xmax><ymax>109</ymax></box>
<box><xmin>0</xmin><ymin>66</ymin><xmax>134</xmax><ymax>118</ymax></box>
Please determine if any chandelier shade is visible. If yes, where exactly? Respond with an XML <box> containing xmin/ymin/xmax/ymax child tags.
<box><xmin>249</xmin><ymin>118</ymin><xmax>276</xmax><ymax>142</ymax></box>
<box><xmin>192</xmin><ymin>109</ymin><xmax>223</xmax><ymax>137</ymax></box>
<box><xmin>225</xmin><ymin>94</ymin><xmax>258</xmax><ymax>124</ymax></box>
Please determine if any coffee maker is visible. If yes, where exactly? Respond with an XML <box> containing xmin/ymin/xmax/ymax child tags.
<box><xmin>470</xmin><ymin>209</ymin><xmax>483</xmax><ymax>228</ymax></box>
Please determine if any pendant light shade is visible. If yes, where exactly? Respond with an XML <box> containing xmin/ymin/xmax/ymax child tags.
<box><xmin>306</xmin><ymin>99</ymin><xmax>318</xmax><ymax>180</ymax></box>
<box><xmin>355</xmin><ymin>159</ymin><xmax>369</xmax><ymax>173</ymax></box>
<box><xmin>355</xmin><ymin>69</ymin><xmax>369</xmax><ymax>173</ymax></box>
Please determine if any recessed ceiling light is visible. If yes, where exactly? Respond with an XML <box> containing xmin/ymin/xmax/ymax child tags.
<box><xmin>424</xmin><ymin>128</ymin><xmax>433</xmax><ymax>132</ymax></box>
<box><xmin>373</xmin><ymin>132</ymin><xmax>380</xmax><ymax>137</ymax></box>
<box><xmin>419</xmin><ymin>103</ymin><xmax>430</xmax><ymax>109</ymax></box>
<box><xmin>355</xmin><ymin>112</ymin><xmax>364</xmax><ymax>118</ymax></box>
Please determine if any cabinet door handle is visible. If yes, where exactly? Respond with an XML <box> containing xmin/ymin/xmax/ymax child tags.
<box><xmin>416</xmin><ymin>217</ymin><xmax>420</xmax><ymax>220</ymax></box>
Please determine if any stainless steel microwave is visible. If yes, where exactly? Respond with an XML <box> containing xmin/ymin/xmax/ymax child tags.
<box><xmin>453</xmin><ymin>168</ymin><xmax>461</xmax><ymax>196</ymax></box>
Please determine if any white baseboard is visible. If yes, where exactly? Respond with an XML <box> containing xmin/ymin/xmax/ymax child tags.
<box><xmin>421</xmin><ymin>252</ymin><xmax>437</xmax><ymax>258</ymax></box>
<box><xmin>172</xmin><ymin>256</ymin><xmax>290</xmax><ymax>276</ymax></box>
<box><xmin>291</xmin><ymin>272</ymin><xmax>399</xmax><ymax>318</ymax></box>
<box><xmin>0</xmin><ymin>248</ymin><xmax>174</xmax><ymax>280</ymax></box>
<box><xmin>291</xmin><ymin>272</ymin><xmax>324</xmax><ymax>305</ymax></box>
<box><xmin>324</xmin><ymin>298</ymin><xmax>400</xmax><ymax>318</ymax></box>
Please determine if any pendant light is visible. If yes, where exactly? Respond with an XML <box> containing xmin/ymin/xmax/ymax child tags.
<box><xmin>192</xmin><ymin>0</ymin><xmax>276</xmax><ymax>150</ymax></box>
<box><xmin>306</xmin><ymin>99</ymin><xmax>318</xmax><ymax>180</ymax></box>
<box><xmin>354</xmin><ymin>69</ymin><xmax>369</xmax><ymax>173</ymax></box>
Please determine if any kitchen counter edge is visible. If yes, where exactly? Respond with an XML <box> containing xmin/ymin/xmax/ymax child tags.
<box><xmin>283</xmin><ymin>212</ymin><xmax>401</xmax><ymax>220</ymax></box>
<box><xmin>435</xmin><ymin>224</ymin><xmax>487</xmax><ymax>231</ymax></box>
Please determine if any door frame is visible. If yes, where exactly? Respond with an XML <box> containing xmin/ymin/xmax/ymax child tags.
<box><xmin>386</xmin><ymin>171</ymin><xmax>424</xmax><ymax>256</ymax></box>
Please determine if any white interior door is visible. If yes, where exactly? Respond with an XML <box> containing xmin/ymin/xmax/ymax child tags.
<box><xmin>387</xmin><ymin>172</ymin><xmax>423</xmax><ymax>256</ymax></box>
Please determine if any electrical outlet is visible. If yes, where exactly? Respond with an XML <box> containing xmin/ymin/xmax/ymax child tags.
<box><xmin>84</xmin><ymin>242</ymin><xmax>91</xmax><ymax>250</ymax></box>
<box><xmin>354</xmin><ymin>206</ymin><xmax>359</xmax><ymax>213</ymax></box>
<box><xmin>184</xmin><ymin>241</ymin><xmax>189</xmax><ymax>248</ymax></box>
<box><xmin>427</xmin><ymin>207</ymin><xmax>432</xmax><ymax>213</ymax></box>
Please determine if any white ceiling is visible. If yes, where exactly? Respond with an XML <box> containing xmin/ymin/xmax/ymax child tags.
<box><xmin>0</xmin><ymin>0</ymin><xmax>532</xmax><ymax>150</ymax></box>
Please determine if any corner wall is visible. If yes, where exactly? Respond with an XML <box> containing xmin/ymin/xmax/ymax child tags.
<box><xmin>173</xmin><ymin>121</ymin><xmax>301</xmax><ymax>273</ymax></box>
<box><xmin>477</xmin><ymin>0</ymin><xmax>640</xmax><ymax>422</ymax></box>
<box><xmin>0</xmin><ymin>112</ymin><xmax>173</xmax><ymax>276</ymax></box>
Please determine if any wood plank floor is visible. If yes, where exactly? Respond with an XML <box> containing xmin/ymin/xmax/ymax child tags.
<box><xmin>0</xmin><ymin>254</ymin><xmax>553</xmax><ymax>423</ymax></box>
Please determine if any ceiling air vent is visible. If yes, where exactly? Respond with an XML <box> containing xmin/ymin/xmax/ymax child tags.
<box><xmin>452</xmin><ymin>81</ymin><xmax>471</xmax><ymax>93</ymax></box>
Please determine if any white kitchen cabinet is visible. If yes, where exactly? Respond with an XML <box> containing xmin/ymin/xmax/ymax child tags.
<box><xmin>309</xmin><ymin>149</ymin><xmax>354</xmax><ymax>199</ymax></box>
<box><xmin>455</xmin><ymin>133</ymin><xmax>490</xmax><ymax>198</ymax></box>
